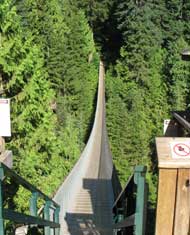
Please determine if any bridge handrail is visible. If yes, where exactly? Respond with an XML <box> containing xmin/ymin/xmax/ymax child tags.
<box><xmin>0</xmin><ymin>162</ymin><xmax>60</xmax><ymax>235</ymax></box>
<box><xmin>0</xmin><ymin>163</ymin><xmax>59</xmax><ymax>207</ymax></box>
<box><xmin>113</xmin><ymin>165</ymin><xmax>147</xmax><ymax>235</ymax></box>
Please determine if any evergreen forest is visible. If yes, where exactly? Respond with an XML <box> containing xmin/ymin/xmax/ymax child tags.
<box><xmin>1</xmin><ymin>0</ymin><xmax>190</xmax><ymax>226</ymax></box>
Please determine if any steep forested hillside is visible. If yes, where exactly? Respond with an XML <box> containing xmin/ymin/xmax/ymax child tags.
<box><xmin>0</xmin><ymin>0</ymin><xmax>98</xmax><ymax>211</ymax></box>
<box><xmin>101</xmin><ymin>0</ymin><xmax>190</xmax><ymax>203</ymax></box>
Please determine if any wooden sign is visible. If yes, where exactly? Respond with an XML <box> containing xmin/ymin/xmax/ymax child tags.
<box><xmin>171</xmin><ymin>142</ymin><xmax>190</xmax><ymax>159</ymax></box>
<box><xmin>156</xmin><ymin>137</ymin><xmax>190</xmax><ymax>168</ymax></box>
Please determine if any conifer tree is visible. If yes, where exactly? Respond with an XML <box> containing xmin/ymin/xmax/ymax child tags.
<box><xmin>0</xmin><ymin>0</ymin><xmax>69</xmax><ymax>209</ymax></box>
<box><xmin>106</xmin><ymin>0</ymin><xmax>169</xmax><ymax>204</ymax></box>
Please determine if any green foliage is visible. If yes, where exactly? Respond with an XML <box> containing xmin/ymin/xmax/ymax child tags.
<box><xmin>1</xmin><ymin>0</ymin><xmax>98</xmax><ymax>214</ymax></box>
<box><xmin>75</xmin><ymin>0</ymin><xmax>120</xmax><ymax>63</ymax></box>
<box><xmin>0</xmin><ymin>0</ymin><xmax>67</xmax><ymax>209</ymax></box>
<box><xmin>166</xmin><ymin>38</ymin><xmax>190</xmax><ymax>110</ymax></box>
<box><xmin>76</xmin><ymin>0</ymin><xmax>113</xmax><ymax>27</ymax></box>
<box><xmin>105</xmin><ymin>0</ymin><xmax>190</xmax><ymax>208</ymax></box>
<box><xmin>100</xmin><ymin>5</ymin><xmax>190</xmax><ymax>235</ymax></box>
<box><xmin>55</xmin><ymin>0</ymin><xmax>98</xmax><ymax>145</ymax></box>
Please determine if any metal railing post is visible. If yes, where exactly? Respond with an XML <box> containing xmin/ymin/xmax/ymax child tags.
<box><xmin>54</xmin><ymin>206</ymin><xmax>60</xmax><ymax>235</ymax></box>
<box><xmin>30</xmin><ymin>192</ymin><xmax>38</xmax><ymax>216</ymax></box>
<box><xmin>0</xmin><ymin>163</ymin><xmax>60</xmax><ymax>232</ymax></box>
<box><xmin>0</xmin><ymin>165</ymin><xmax>4</xmax><ymax>235</ymax></box>
<box><xmin>44</xmin><ymin>201</ymin><xmax>51</xmax><ymax>235</ymax></box>
<box><xmin>134</xmin><ymin>166</ymin><xmax>147</xmax><ymax>235</ymax></box>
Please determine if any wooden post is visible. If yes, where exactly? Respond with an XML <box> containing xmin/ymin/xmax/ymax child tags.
<box><xmin>173</xmin><ymin>169</ymin><xmax>190</xmax><ymax>234</ymax></box>
<box><xmin>0</xmin><ymin>137</ymin><xmax>12</xmax><ymax>169</ymax></box>
<box><xmin>155</xmin><ymin>137</ymin><xmax>190</xmax><ymax>235</ymax></box>
<box><xmin>0</xmin><ymin>165</ymin><xmax>4</xmax><ymax>235</ymax></box>
<box><xmin>0</xmin><ymin>137</ymin><xmax>5</xmax><ymax>156</ymax></box>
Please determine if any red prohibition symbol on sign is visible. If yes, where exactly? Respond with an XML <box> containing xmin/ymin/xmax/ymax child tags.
<box><xmin>173</xmin><ymin>143</ymin><xmax>190</xmax><ymax>157</ymax></box>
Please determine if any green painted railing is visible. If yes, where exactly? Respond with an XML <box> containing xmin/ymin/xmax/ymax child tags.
<box><xmin>112</xmin><ymin>165</ymin><xmax>147</xmax><ymax>235</ymax></box>
<box><xmin>0</xmin><ymin>162</ymin><xmax>60</xmax><ymax>235</ymax></box>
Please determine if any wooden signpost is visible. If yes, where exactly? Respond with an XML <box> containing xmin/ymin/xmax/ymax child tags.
<box><xmin>0</xmin><ymin>137</ymin><xmax>5</xmax><ymax>156</ymax></box>
<box><xmin>155</xmin><ymin>137</ymin><xmax>190</xmax><ymax>235</ymax></box>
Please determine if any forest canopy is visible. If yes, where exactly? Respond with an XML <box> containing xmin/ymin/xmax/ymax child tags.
<box><xmin>1</xmin><ymin>0</ymin><xmax>190</xmax><ymax>214</ymax></box>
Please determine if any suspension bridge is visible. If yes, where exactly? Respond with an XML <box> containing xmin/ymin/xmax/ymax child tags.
<box><xmin>53</xmin><ymin>61</ymin><xmax>115</xmax><ymax>235</ymax></box>
<box><xmin>0</xmin><ymin>61</ymin><xmax>190</xmax><ymax>235</ymax></box>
